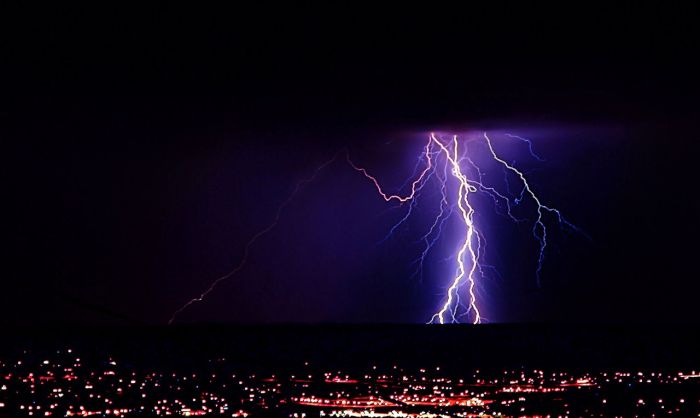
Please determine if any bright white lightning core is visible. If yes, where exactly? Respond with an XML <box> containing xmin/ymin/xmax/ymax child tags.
<box><xmin>350</xmin><ymin>132</ymin><xmax>581</xmax><ymax>324</ymax></box>
<box><xmin>429</xmin><ymin>135</ymin><xmax>480</xmax><ymax>324</ymax></box>
<box><xmin>169</xmin><ymin>131</ymin><xmax>581</xmax><ymax>324</ymax></box>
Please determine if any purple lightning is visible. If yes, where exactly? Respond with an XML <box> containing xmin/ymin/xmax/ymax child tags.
<box><xmin>168</xmin><ymin>152</ymin><xmax>342</xmax><ymax>324</ymax></box>
<box><xmin>170</xmin><ymin>131</ymin><xmax>582</xmax><ymax>324</ymax></box>
<box><xmin>350</xmin><ymin>132</ymin><xmax>582</xmax><ymax>323</ymax></box>
<box><xmin>484</xmin><ymin>132</ymin><xmax>584</xmax><ymax>286</ymax></box>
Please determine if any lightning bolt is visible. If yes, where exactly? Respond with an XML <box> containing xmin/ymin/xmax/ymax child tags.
<box><xmin>410</xmin><ymin>158</ymin><xmax>453</xmax><ymax>282</ymax></box>
<box><xmin>428</xmin><ymin>134</ymin><xmax>481</xmax><ymax>324</ymax></box>
<box><xmin>377</xmin><ymin>157</ymin><xmax>437</xmax><ymax>246</ymax></box>
<box><xmin>505</xmin><ymin>133</ymin><xmax>546</xmax><ymax>162</ymax></box>
<box><xmin>168</xmin><ymin>152</ymin><xmax>342</xmax><ymax>324</ymax></box>
<box><xmin>346</xmin><ymin>139</ymin><xmax>435</xmax><ymax>203</ymax></box>
<box><xmin>349</xmin><ymin>134</ymin><xmax>482</xmax><ymax>324</ymax></box>
<box><xmin>351</xmin><ymin>131</ymin><xmax>583</xmax><ymax>324</ymax></box>
<box><xmin>483</xmin><ymin>132</ymin><xmax>582</xmax><ymax>287</ymax></box>
<box><xmin>171</xmin><ymin>130</ymin><xmax>583</xmax><ymax>324</ymax></box>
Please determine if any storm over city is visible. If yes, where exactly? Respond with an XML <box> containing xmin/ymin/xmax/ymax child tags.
<box><xmin>3</xmin><ymin>3</ymin><xmax>700</xmax><ymax>417</ymax></box>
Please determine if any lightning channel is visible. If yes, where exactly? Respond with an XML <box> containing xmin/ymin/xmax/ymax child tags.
<box><xmin>484</xmin><ymin>132</ymin><xmax>579</xmax><ymax>287</ymax></box>
<box><xmin>428</xmin><ymin>134</ymin><xmax>481</xmax><ymax>324</ymax></box>
<box><xmin>168</xmin><ymin>152</ymin><xmax>342</xmax><ymax>324</ymax></box>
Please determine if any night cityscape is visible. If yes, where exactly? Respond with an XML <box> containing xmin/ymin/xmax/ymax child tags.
<box><xmin>3</xmin><ymin>3</ymin><xmax>700</xmax><ymax>417</ymax></box>
<box><xmin>2</xmin><ymin>326</ymin><xmax>699</xmax><ymax>417</ymax></box>
<box><xmin>2</xmin><ymin>352</ymin><xmax>699</xmax><ymax>417</ymax></box>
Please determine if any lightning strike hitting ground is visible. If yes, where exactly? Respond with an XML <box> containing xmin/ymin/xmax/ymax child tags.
<box><xmin>430</xmin><ymin>134</ymin><xmax>481</xmax><ymax>324</ymax></box>
<box><xmin>351</xmin><ymin>132</ymin><xmax>582</xmax><ymax>324</ymax></box>
<box><xmin>170</xmin><ymin>131</ymin><xmax>581</xmax><ymax>324</ymax></box>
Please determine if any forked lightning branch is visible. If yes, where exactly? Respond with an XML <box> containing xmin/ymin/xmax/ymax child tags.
<box><xmin>170</xmin><ymin>132</ymin><xmax>582</xmax><ymax>324</ymax></box>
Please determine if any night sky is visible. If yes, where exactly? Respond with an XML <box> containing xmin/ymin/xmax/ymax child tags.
<box><xmin>3</xmin><ymin>4</ymin><xmax>699</xmax><ymax>325</ymax></box>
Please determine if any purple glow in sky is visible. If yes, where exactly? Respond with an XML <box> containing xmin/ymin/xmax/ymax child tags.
<box><xmin>169</xmin><ymin>131</ymin><xmax>583</xmax><ymax>324</ymax></box>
